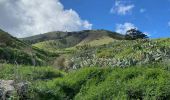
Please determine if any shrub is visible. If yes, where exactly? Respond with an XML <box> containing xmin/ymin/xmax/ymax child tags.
<box><xmin>125</xmin><ymin>28</ymin><xmax>148</xmax><ymax>40</ymax></box>
<box><xmin>33</xmin><ymin>65</ymin><xmax>170</xmax><ymax>100</ymax></box>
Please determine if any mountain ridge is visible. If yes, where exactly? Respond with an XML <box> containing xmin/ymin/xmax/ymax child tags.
<box><xmin>22</xmin><ymin>30</ymin><xmax>124</xmax><ymax>51</ymax></box>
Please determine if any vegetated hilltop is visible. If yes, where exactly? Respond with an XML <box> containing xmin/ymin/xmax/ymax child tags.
<box><xmin>0</xmin><ymin>29</ymin><xmax>58</xmax><ymax>65</ymax></box>
<box><xmin>22</xmin><ymin>30</ymin><xmax>124</xmax><ymax>51</ymax></box>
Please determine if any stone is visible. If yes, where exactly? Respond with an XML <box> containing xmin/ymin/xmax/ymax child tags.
<box><xmin>0</xmin><ymin>80</ymin><xmax>15</xmax><ymax>99</ymax></box>
<box><xmin>0</xmin><ymin>80</ymin><xmax>29</xmax><ymax>100</ymax></box>
<box><xmin>15</xmin><ymin>82</ymin><xmax>29</xmax><ymax>99</ymax></box>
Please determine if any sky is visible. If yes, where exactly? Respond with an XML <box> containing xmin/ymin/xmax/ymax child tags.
<box><xmin>0</xmin><ymin>0</ymin><xmax>170</xmax><ymax>38</ymax></box>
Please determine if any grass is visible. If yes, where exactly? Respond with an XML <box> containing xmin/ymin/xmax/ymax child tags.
<box><xmin>76</xmin><ymin>36</ymin><xmax>115</xmax><ymax>47</ymax></box>
<box><xmin>153</xmin><ymin>38</ymin><xmax>170</xmax><ymax>47</ymax></box>
<box><xmin>0</xmin><ymin>64</ymin><xmax>65</xmax><ymax>81</ymax></box>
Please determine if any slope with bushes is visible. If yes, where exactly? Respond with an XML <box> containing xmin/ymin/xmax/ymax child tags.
<box><xmin>32</xmin><ymin>63</ymin><xmax>170</xmax><ymax>100</ymax></box>
<box><xmin>0</xmin><ymin>29</ymin><xmax>58</xmax><ymax>65</ymax></box>
<box><xmin>70</xmin><ymin>38</ymin><xmax>170</xmax><ymax>69</ymax></box>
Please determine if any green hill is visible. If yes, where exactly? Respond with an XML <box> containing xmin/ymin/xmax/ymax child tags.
<box><xmin>22</xmin><ymin>30</ymin><xmax>170</xmax><ymax>70</ymax></box>
<box><xmin>0</xmin><ymin>29</ymin><xmax>58</xmax><ymax>65</ymax></box>
<box><xmin>0</xmin><ymin>29</ymin><xmax>27</xmax><ymax>48</ymax></box>
<box><xmin>22</xmin><ymin>30</ymin><xmax>124</xmax><ymax>52</ymax></box>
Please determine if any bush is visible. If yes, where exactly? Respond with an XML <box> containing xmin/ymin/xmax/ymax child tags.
<box><xmin>33</xmin><ymin>65</ymin><xmax>170</xmax><ymax>100</ymax></box>
<box><xmin>125</xmin><ymin>28</ymin><xmax>148</xmax><ymax>40</ymax></box>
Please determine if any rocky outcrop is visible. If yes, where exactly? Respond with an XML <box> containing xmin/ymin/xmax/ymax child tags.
<box><xmin>0</xmin><ymin>80</ymin><xmax>29</xmax><ymax>100</ymax></box>
<box><xmin>0</xmin><ymin>80</ymin><xmax>15</xmax><ymax>99</ymax></box>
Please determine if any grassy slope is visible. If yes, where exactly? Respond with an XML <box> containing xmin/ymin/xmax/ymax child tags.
<box><xmin>0</xmin><ymin>29</ymin><xmax>58</xmax><ymax>65</ymax></box>
<box><xmin>30</xmin><ymin>32</ymin><xmax>170</xmax><ymax>70</ymax></box>
<box><xmin>0</xmin><ymin>29</ymin><xmax>27</xmax><ymax>48</ymax></box>
<box><xmin>69</xmin><ymin>38</ymin><xmax>170</xmax><ymax>69</ymax></box>
<box><xmin>0</xmin><ymin>64</ymin><xmax>64</xmax><ymax>81</ymax></box>
<box><xmin>96</xmin><ymin>38</ymin><xmax>170</xmax><ymax>59</ymax></box>
<box><xmin>23</xmin><ymin>30</ymin><xmax>123</xmax><ymax>52</ymax></box>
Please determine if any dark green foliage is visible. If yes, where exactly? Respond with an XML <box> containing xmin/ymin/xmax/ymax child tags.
<box><xmin>0</xmin><ymin>47</ymin><xmax>49</xmax><ymax>65</ymax></box>
<box><xmin>0</xmin><ymin>28</ymin><xmax>59</xmax><ymax>66</ymax></box>
<box><xmin>125</xmin><ymin>29</ymin><xmax>148</xmax><ymax>40</ymax></box>
<box><xmin>0</xmin><ymin>29</ymin><xmax>27</xmax><ymax>48</ymax></box>
<box><xmin>33</xmin><ymin>64</ymin><xmax>170</xmax><ymax>100</ymax></box>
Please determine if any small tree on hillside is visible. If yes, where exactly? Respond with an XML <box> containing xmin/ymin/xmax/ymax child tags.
<box><xmin>125</xmin><ymin>28</ymin><xmax>148</xmax><ymax>40</ymax></box>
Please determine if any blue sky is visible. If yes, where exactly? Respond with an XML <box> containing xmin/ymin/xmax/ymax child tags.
<box><xmin>60</xmin><ymin>0</ymin><xmax>170</xmax><ymax>38</ymax></box>
<box><xmin>0</xmin><ymin>0</ymin><xmax>170</xmax><ymax>38</ymax></box>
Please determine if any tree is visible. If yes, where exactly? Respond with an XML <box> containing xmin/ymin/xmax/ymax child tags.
<box><xmin>125</xmin><ymin>28</ymin><xmax>148</xmax><ymax>40</ymax></box>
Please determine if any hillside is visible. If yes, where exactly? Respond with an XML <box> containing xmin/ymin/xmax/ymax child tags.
<box><xmin>21</xmin><ymin>30</ymin><xmax>170</xmax><ymax>70</ymax></box>
<box><xmin>22</xmin><ymin>30</ymin><xmax>124</xmax><ymax>52</ymax></box>
<box><xmin>0</xmin><ymin>29</ymin><xmax>58</xmax><ymax>65</ymax></box>
<box><xmin>0</xmin><ymin>29</ymin><xmax>27</xmax><ymax>48</ymax></box>
<box><xmin>0</xmin><ymin>29</ymin><xmax>170</xmax><ymax>99</ymax></box>
<box><xmin>69</xmin><ymin>38</ymin><xmax>170</xmax><ymax>70</ymax></box>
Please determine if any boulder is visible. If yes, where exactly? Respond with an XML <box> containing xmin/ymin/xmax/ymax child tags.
<box><xmin>0</xmin><ymin>80</ymin><xmax>15</xmax><ymax>99</ymax></box>
<box><xmin>0</xmin><ymin>80</ymin><xmax>29</xmax><ymax>99</ymax></box>
<box><xmin>15</xmin><ymin>82</ymin><xmax>29</xmax><ymax>99</ymax></box>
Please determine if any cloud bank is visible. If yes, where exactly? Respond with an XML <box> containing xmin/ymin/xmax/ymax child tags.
<box><xmin>140</xmin><ymin>8</ymin><xmax>146</xmax><ymax>13</ymax></box>
<box><xmin>115</xmin><ymin>22</ymin><xmax>137</xmax><ymax>34</ymax></box>
<box><xmin>168</xmin><ymin>21</ymin><xmax>170</xmax><ymax>27</ymax></box>
<box><xmin>110</xmin><ymin>0</ymin><xmax>134</xmax><ymax>15</ymax></box>
<box><xmin>0</xmin><ymin>0</ymin><xmax>92</xmax><ymax>37</ymax></box>
<box><xmin>116</xmin><ymin>22</ymin><xmax>150</xmax><ymax>36</ymax></box>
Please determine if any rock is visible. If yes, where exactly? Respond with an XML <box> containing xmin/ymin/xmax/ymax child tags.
<box><xmin>0</xmin><ymin>88</ymin><xmax>4</xmax><ymax>98</ymax></box>
<box><xmin>0</xmin><ymin>80</ymin><xmax>15</xmax><ymax>99</ymax></box>
<box><xmin>0</xmin><ymin>80</ymin><xmax>29</xmax><ymax>99</ymax></box>
<box><xmin>15</xmin><ymin>82</ymin><xmax>29</xmax><ymax>99</ymax></box>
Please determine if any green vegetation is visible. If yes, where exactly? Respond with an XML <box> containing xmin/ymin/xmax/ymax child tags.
<box><xmin>0</xmin><ymin>28</ymin><xmax>170</xmax><ymax>99</ymax></box>
<box><xmin>0</xmin><ymin>64</ymin><xmax>64</xmax><ymax>81</ymax></box>
<box><xmin>1</xmin><ymin>63</ymin><xmax>170</xmax><ymax>100</ymax></box>
<box><xmin>125</xmin><ymin>28</ymin><xmax>148</xmax><ymax>40</ymax></box>
<box><xmin>31</xmin><ymin>64</ymin><xmax>170</xmax><ymax>100</ymax></box>
<box><xmin>24</xmin><ymin>30</ymin><xmax>123</xmax><ymax>52</ymax></box>
<box><xmin>0</xmin><ymin>29</ymin><xmax>59</xmax><ymax>66</ymax></box>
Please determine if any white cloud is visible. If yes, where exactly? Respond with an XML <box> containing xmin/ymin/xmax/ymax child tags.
<box><xmin>115</xmin><ymin>22</ymin><xmax>150</xmax><ymax>36</ymax></box>
<box><xmin>110</xmin><ymin>0</ymin><xmax>134</xmax><ymax>15</ymax></box>
<box><xmin>143</xmin><ymin>32</ymin><xmax>151</xmax><ymax>37</ymax></box>
<box><xmin>0</xmin><ymin>0</ymin><xmax>92</xmax><ymax>37</ymax></box>
<box><xmin>140</xmin><ymin>8</ymin><xmax>146</xmax><ymax>13</ymax></box>
<box><xmin>115</xmin><ymin>22</ymin><xmax>137</xmax><ymax>34</ymax></box>
<box><xmin>168</xmin><ymin>22</ymin><xmax>170</xmax><ymax>27</ymax></box>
